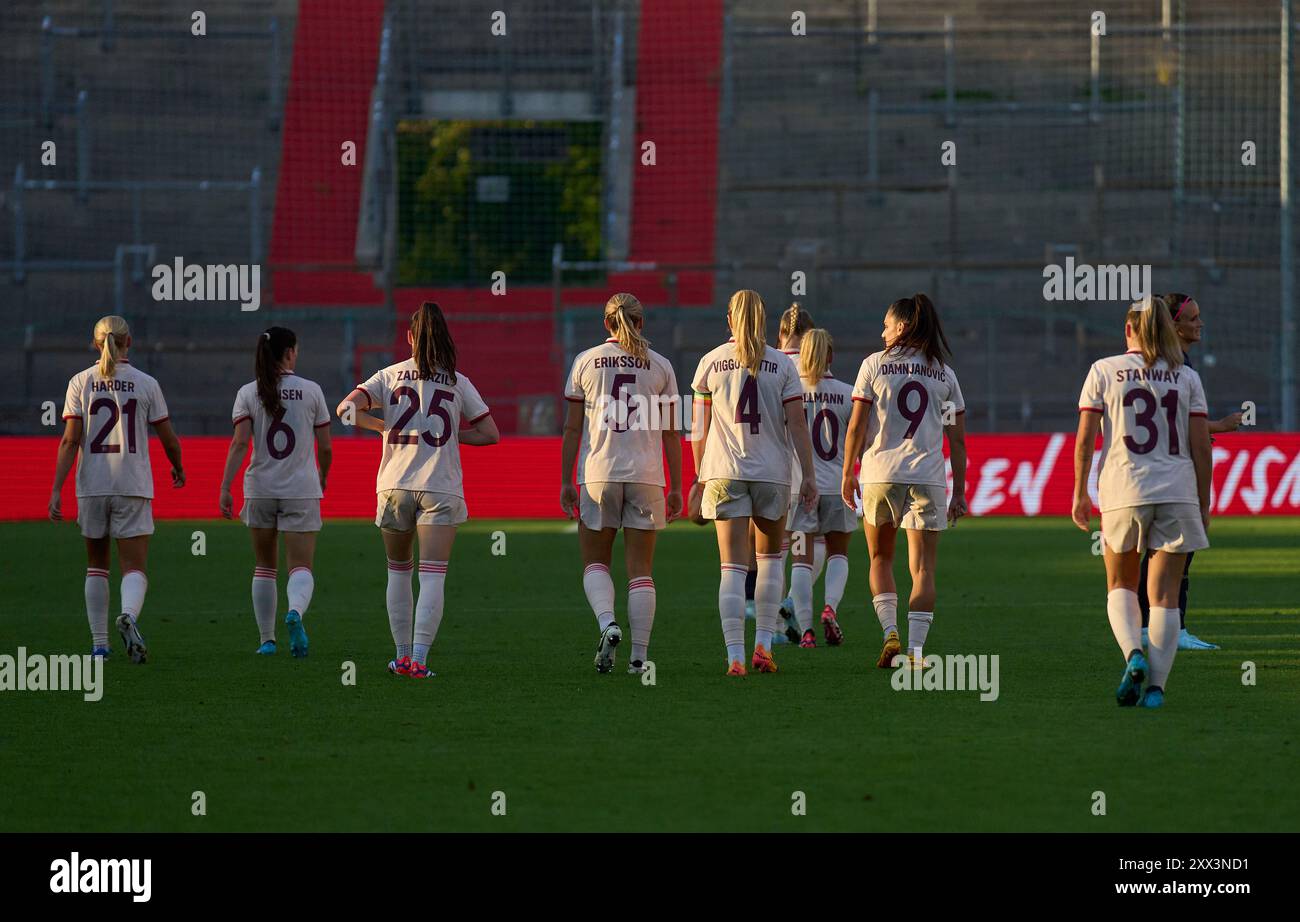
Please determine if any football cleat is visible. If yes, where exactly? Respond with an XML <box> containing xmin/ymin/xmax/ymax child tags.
<box><xmin>115</xmin><ymin>614</ymin><xmax>148</xmax><ymax>664</ymax></box>
<box><xmin>751</xmin><ymin>645</ymin><xmax>778</xmax><ymax>674</ymax></box>
<box><xmin>91</xmin><ymin>646</ymin><xmax>111</xmax><ymax>659</ymax></box>
<box><xmin>388</xmin><ymin>655</ymin><xmax>412</xmax><ymax>677</ymax></box>
<box><xmin>1178</xmin><ymin>629</ymin><xmax>1219</xmax><ymax>651</ymax></box>
<box><xmin>780</xmin><ymin>598</ymin><xmax>801</xmax><ymax>644</ymax></box>
<box><xmin>821</xmin><ymin>606</ymin><xmax>844</xmax><ymax>646</ymax></box>
<box><xmin>1116</xmin><ymin>650</ymin><xmax>1148</xmax><ymax>707</ymax></box>
<box><xmin>256</xmin><ymin>640</ymin><xmax>277</xmax><ymax>655</ymax></box>
<box><xmin>799</xmin><ymin>629</ymin><xmax>817</xmax><ymax>648</ymax></box>
<box><xmin>627</xmin><ymin>659</ymin><xmax>647</xmax><ymax>675</ymax></box>
<box><xmin>725</xmin><ymin>659</ymin><xmax>747</xmax><ymax>677</ymax></box>
<box><xmin>876</xmin><ymin>630</ymin><xmax>901</xmax><ymax>669</ymax></box>
<box><xmin>1138</xmin><ymin>686</ymin><xmax>1164</xmax><ymax>708</ymax></box>
<box><xmin>285</xmin><ymin>610</ymin><xmax>309</xmax><ymax>658</ymax></box>
<box><xmin>408</xmin><ymin>661</ymin><xmax>434</xmax><ymax>679</ymax></box>
<box><xmin>594</xmin><ymin>623</ymin><xmax>622</xmax><ymax>674</ymax></box>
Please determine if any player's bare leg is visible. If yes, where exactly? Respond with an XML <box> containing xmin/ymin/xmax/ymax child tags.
<box><xmin>84</xmin><ymin>536</ymin><xmax>112</xmax><ymax>656</ymax></box>
<box><xmin>250</xmin><ymin>526</ymin><xmax>279</xmax><ymax>654</ymax></box>
<box><xmin>114</xmin><ymin>535</ymin><xmax>150</xmax><ymax>664</ymax></box>
<box><xmin>579</xmin><ymin>522</ymin><xmax>621</xmax><ymax>673</ymax></box>
<box><xmin>715</xmin><ymin>516</ymin><xmax>753</xmax><ymax>674</ymax></box>
<box><xmin>750</xmin><ymin>514</ymin><xmax>786</xmax><ymax>673</ymax></box>
<box><xmin>283</xmin><ymin>530</ymin><xmax>317</xmax><ymax>658</ymax></box>
<box><xmin>1142</xmin><ymin>549</ymin><xmax>1189</xmax><ymax>708</ymax></box>
<box><xmin>903</xmin><ymin>528</ymin><xmax>940</xmax><ymax>666</ymax></box>
<box><xmin>382</xmin><ymin>528</ymin><xmax>417</xmax><ymax>675</ymax></box>
<box><xmin>408</xmin><ymin>523</ymin><xmax>456</xmax><ymax>678</ymax></box>
<box><xmin>1104</xmin><ymin>544</ymin><xmax>1147</xmax><ymax>706</ymax></box>
<box><xmin>865</xmin><ymin>521</ymin><xmax>901</xmax><ymax>668</ymax></box>
<box><xmin>623</xmin><ymin>527</ymin><xmax>657</xmax><ymax>673</ymax></box>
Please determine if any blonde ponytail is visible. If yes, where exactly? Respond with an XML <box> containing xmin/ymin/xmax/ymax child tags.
<box><xmin>604</xmin><ymin>292</ymin><xmax>650</xmax><ymax>361</ymax></box>
<box><xmin>779</xmin><ymin>302</ymin><xmax>814</xmax><ymax>348</ymax></box>
<box><xmin>1127</xmin><ymin>296</ymin><xmax>1184</xmax><ymax>369</ymax></box>
<box><xmin>93</xmin><ymin>315</ymin><xmax>130</xmax><ymax>379</ymax></box>
<box><xmin>798</xmin><ymin>328</ymin><xmax>833</xmax><ymax>387</ymax></box>
<box><xmin>727</xmin><ymin>289</ymin><xmax>767</xmax><ymax>375</ymax></box>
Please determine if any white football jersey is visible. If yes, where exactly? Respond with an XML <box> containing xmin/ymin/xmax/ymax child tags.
<box><xmin>564</xmin><ymin>339</ymin><xmax>679</xmax><ymax>486</ymax></box>
<box><xmin>62</xmin><ymin>361</ymin><xmax>169</xmax><ymax>499</ymax></box>
<box><xmin>358</xmin><ymin>359</ymin><xmax>489</xmax><ymax>497</ymax></box>
<box><xmin>799</xmin><ymin>374</ymin><xmax>855</xmax><ymax>494</ymax></box>
<box><xmin>692</xmin><ymin>340</ymin><xmax>804</xmax><ymax>484</ymax></box>
<box><xmin>852</xmin><ymin>347</ymin><xmax>965</xmax><ymax>487</ymax></box>
<box><xmin>1078</xmin><ymin>351</ymin><xmax>1208</xmax><ymax>511</ymax></box>
<box><xmin>231</xmin><ymin>374</ymin><xmax>331</xmax><ymax>499</ymax></box>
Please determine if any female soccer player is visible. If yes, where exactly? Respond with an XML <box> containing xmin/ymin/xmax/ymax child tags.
<box><xmin>842</xmin><ymin>294</ymin><xmax>967</xmax><ymax>672</ymax></box>
<box><xmin>49</xmin><ymin>315</ymin><xmax>185</xmax><ymax>662</ymax></box>
<box><xmin>788</xmin><ymin>329</ymin><xmax>856</xmax><ymax>647</ymax></box>
<box><xmin>1136</xmin><ymin>291</ymin><xmax>1242</xmax><ymax>651</ymax></box>
<box><xmin>689</xmin><ymin>290</ymin><xmax>817</xmax><ymax>676</ymax></box>
<box><xmin>337</xmin><ymin>302</ymin><xmax>499</xmax><ymax>679</ymax></box>
<box><xmin>1072</xmin><ymin>296</ymin><xmax>1213</xmax><ymax>709</ymax></box>
<box><xmin>560</xmin><ymin>293</ymin><xmax>683</xmax><ymax>674</ymax></box>
<box><xmin>219</xmin><ymin>327</ymin><xmax>333</xmax><ymax>657</ymax></box>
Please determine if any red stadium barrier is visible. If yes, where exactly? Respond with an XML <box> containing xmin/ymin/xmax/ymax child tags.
<box><xmin>5</xmin><ymin>433</ymin><xmax>1300</xmax><ymax>521</ymax></box>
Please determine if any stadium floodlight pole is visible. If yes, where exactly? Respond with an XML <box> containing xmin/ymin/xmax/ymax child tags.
<box><xmin>1284</xmin><ymin>0</ymin><xmax>1298</xmax><ymax>430</ymax></box>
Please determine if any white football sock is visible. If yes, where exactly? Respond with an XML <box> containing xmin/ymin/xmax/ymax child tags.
<box><xmin>789</xmin><ymin>562</ymin><xmax>814</xmax><ymax>632</ymax></box>
<box><xmin>120</xmin><ymin>570</ymin><xmax>148</xmax><ymax>620</ymax></box>
<box><xmin>755</xmin><ymin>552</ymin><xmax>783</xmax><ymax>650</ymax></box>
<box><xmin>906</xmin><ymin>611</ymin><xmax>933</xmax><ymax>657</ymax></box>
<box><xmin>628</xmin><ymin>577</ymin><xmax>655</xmax><ymax>663</ymax></box>
<box><xmin>719</xmin><ymin>563</ymin><xmax>747</xmax><ymax>663</ymax></box>
<box><xmin>872</xmin><ymin>592</ymin><xmax>898</xmax><ymax>636</ymax></box>
<box><xmin>386</xmin><ymin>559</ymin><xmax>414</xmax><ymax>659</ymax></box>
<box><xmin>85</xmin><ymin>568</ymin><xmax>110</xmax><ymax>648</ymax></box>
<box><xmin>286</xmin><ymin>566</ymin><xmax>314</xmax><ymax>619</ymax></box>
<box><xmin>1148</xmin><ymin>606</ymin><xmax>1180</xmax><ymax>689</ymax></box>
<box><xmin>811</xmin><ymin>537</ymin><xmax>827</xmax><ymax>583</ymax></box>
<box><xmin>824</xmin><ymin>554</ymin><xmax>849</xmax><ymax>613</ymax></box>
<box><xmin>583</xmin><ymin>563</ymin><xmax>616</xmax><ymax>631</ymax></box>
<box><xmin>412</xmin><ymin>560</ymin><xmax>447</xmax><ymax>664</ymax></box>
<box><xmin>1106</xmin><ymin>588</ymin><xmax>1142</xmax><ymax>660</ymax></box>
<box><xmin>252</xmin><ymin>567</ymin><xmax>277</xmax><ymax>643</ymax></box>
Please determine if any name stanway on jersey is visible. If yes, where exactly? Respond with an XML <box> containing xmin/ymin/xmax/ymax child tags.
<box><xmin>565</xmin><ymin>339</ymin><xmax>679</xmax><ymax>486</ymax></box>
<box><xmin>852</xmin><ymin>347</ymin><xmax>965</xmax><ymax>487</ymax></box>
<box><xmin>62</xmin><ymin>361</ymin><xmax>169</xmax><ymax>499</ymax></box>
<box><xmin>692</xmin><ymin>340</ymin><xmax>804</xmax><ymax>484</ymax></box>
<box><xmin>231</xmin><ymin>374</ymin><xmax>330</xmax><ymax>499</ymax></box>
<box><xmin>1078</xmin><ymin>351</ymin><xmax>1208</xmax><ymax>512</ymax></box>
<box><xmin>358</xmin><ymin>359</ymin><xmax>490</xmax><ymax>497</ymax></box>
<box><xmin>799</xmin><ymin>374</ymin><xmax>855</xmax><ymax>494</ymax></box>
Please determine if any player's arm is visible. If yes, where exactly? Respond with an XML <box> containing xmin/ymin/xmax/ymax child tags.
<box><xmin>944</xmin><ymin>412</ymin><xmax>968</xmax><ymax>524</ymax></box>
<box><xmin>784</xmin><ymin>398</ymin><xmax>817</xmax><ymax>511</ymax></box>
<box><xmin>687</xmin><ymin>394</ymin><xmax>712</xmax><ymax>518</ymax></box>
<box><xmin>661</xmin><ymin>423</ymin><xmax>683</xmax><ymax>521</ymax></box>
<box><xmin>459</xmin><ymin>412</ymin><xmax>499</xmax><ymax>447</ymax></box>
<box><xmin>314</xmin><ymin>424</ymin><xmax>333</xmax><ymax>493</ymax></box>
<box><xmin>49</xmin><ymin>417</ymin><xmax>83</xmax><ymax>521</ymax></box>
<box><xmin>153</xmin><ymin>418</ymin><xmax>185</xmax><ymax>488</ymax></box>
<box><xmin>1071</xmin><ymin>410</ymin><xmax>1101</xmax><ymax>532</ymax></box>
<box><xmin>557</xmin><ymin>400</ymin><xmax>583</xmax><ymax>518</ymax></box>
<box><xmin>1209</xmin><ymin>412</ymin><xmax>1242</xmax><ymax>434</ymax></box>
<box><xmin>1189</xmin><ymin>414</ymin><xmax>1213</xmax><ymax>531</ymax></box>
<box><xmin>841</xmin><ymin>399</ymin><xmax>870</xmax><ymax>510</ymax></box>
<box><xmin>336</xmin><ymin>388</ymin><xmax>384</xmax><ymax>432</ymax></box>
<box><xmin>219</xmin><ymin>419</ymin><xmax>252</xmax><ymax>518</ymax></box>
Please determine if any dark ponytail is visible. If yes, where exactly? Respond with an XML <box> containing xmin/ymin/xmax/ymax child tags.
<box><xmin>410</xmin><ymin>301</ymin><xmax>457</xmax><ymax>383</ymax></box>
<box><xmin>886</xmin><ymin>292</ymin><xmax>951</xmax><ymax>367</ymax></box>
<box><xmin>255</xmin><ymin>326</ymin><xmax>296</xmax><ymax>417</ymax></box>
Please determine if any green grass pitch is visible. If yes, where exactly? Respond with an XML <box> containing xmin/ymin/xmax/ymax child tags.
<box><xmin>1</xmin><ymin>517</ymin><xmax>1297</xmax><ymax>832</ymax></box>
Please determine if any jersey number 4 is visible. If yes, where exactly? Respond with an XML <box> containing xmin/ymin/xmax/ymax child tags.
<box><xmin>735</xmin><ymin>375</ymin><xmax>762</xmax><ymax>434</ymax></box>
<box><xmin>389</xmin><ymin>386</ymin><xmax>455</xmax><ymax>447</ymax></box>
